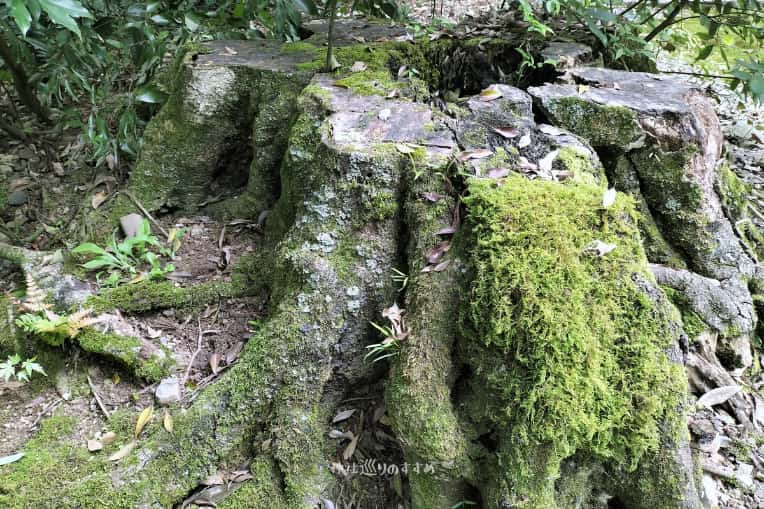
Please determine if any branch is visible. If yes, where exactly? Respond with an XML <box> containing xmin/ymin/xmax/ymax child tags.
<box><xmin>645</xmin><ymin>0</ymin><xmax>688</xmax><ymax>42</ymax></box>
<box><xmin>0</xmin><ymin>28</ymin><xmax>51</xmax><ymax>124</ymax></box>
<box><xmin>0</xmin><ymin>114</ymin><xmax>32</xmax><ymax>144</ymax></box>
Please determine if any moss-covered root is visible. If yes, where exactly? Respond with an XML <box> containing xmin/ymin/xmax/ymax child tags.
<box><xmin>77</xmin><ymin>327</ymin><xmax>172</xmax><ymax>382</ymax></box>
<box><xmin>385</xmin><ymin>168</ymin><xmax>470</xmax><ymax>508</ymax></box>
<box><xmin>460</xmin><ymin>176</ymin><xmax>695</xmax><ymax>507</ymax></box>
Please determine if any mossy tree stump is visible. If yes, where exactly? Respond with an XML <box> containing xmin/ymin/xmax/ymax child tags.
<box><xmin>4</xmin><ymin>20</ymin><xmax>761</xmax><ymax>509</ymax></box>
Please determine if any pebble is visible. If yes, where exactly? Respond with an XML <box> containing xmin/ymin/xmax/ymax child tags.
<box><xmin>155</xmin><ymin>377</ymin><xmax>181</xmax><ymax>406</ymax></box>
<box><xmin>7</xmin><ymin>189</ymin><xmax>28</xmax><ymax>206</ymax></box>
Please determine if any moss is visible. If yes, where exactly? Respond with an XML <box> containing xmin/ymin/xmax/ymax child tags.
<box><xmin>86</xmin><ymin>280</ymin><xmax>242</xmax><ymax>314</ymax></box>
<box><xmin>461</xmin><ymin>175</ymin><xmax>686</xmax><ymax>506</ymax></box>
<box><xmin>0</xmin><ymin>414</ymin><xmax>118</xmax><ymax>508</ymax></box>
<box><xmin>543</xmin><ymin>96</ymin><xmax>643</xmax><ymax>148</ymax></box>
<box><xmin>717</xmin><ymin>163</ymin><xmax>750</xmax><ymax>220</ymax></box>
<box><xmin>556</xmin><ymin>146</ymin><xmax>604</xmax><ymax>185</ymax></box>
<box><xmin>217</xmin><ymin>457</ymin><xmax>289</xmax><ymax>508</ymax></box>
<box><xmin>76</xmin><ymin>328</ymin><xmax>172</xmax><ymax>381</ymax></box>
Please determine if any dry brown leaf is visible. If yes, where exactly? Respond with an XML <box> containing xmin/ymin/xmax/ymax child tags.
<box><xmin>538</xmin><ymin>150</ymin><xmax>559</xmax><ymax>173</ymax></box>
<box><xmin>432</xmin><ymin>260</ymin><xmax>451</xmax><ymax>272</ymax></box>
<box><xmin>209</xmin><ymin>352</ymin><xmax>222</xmax><ymax>375</ymax></box>
<box><xmin>456</xmin><ymin>149</ymin><xmax>493</xmax><ymax>162</ymax></box>
<box><xmin>91</xmin><ymin>191</ymin><xmax>109</xmax><ymax>209</ymax></box>
<box><xmin>101</xmin><ymin>431</ymin><xmax>117</xmax><ymax>445</ymax></box>
<box><xmin>493</xmin><ymin>126</ymin><xmax>519</xmax><ymax>139</ymax></box>
<box><xmin>107</xmin><ymin>441</ymin><xmax>136</xmax><ymax>462</ymax></box>
<box><xmin>229</xmin><ymin>470</ymin><xmax>253</xmax><ymax>483</ymax></box>
<box><xmin>342</xmin><ymin>433</ymin><xmax>360</xmax><ymax>460</ymax></box>
<box><xmin>135</xmin><ymin>406</ymin><xmax>153</xmax><ymax>438</ymax></box>
<box><xmin>539</xmin><ymin>125</ymin><xmax>564</xmax><ymax>136</ymax></box>
<box><xmin>425</xmin><ymin>242</ymin><xmax>451</xmax><ymax>264</ymax></box>
<box><xmin>87</xmin><ymin>439</ymin><xmax>103</xmax><ymax>452</ymax></box>
<box><xmin>518</xmin><ymin>133</ymin><xmax>532</xmax><ymax>148</ymax></box>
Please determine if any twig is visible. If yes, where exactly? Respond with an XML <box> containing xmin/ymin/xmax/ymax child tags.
<box><xmin>122</xmin><ymin>190</ymin><xmax>169</xmax><ymax>239</ymax></box>
<box><xmin>31</xmin><ymin>397</ymin><xmax>64</xmax><ymax>428</ymax></box>
<box><xmin>87</xmin><ymin>376</ymin><xmax>111</xmax><ymax>418</ymax></box>
<box><xmin>183</xmin><ymin>317</ymin><xmax>204</xmax><ymax>387</ymax></box>
<box><xmin>658</xmin><ymin>70</ymin><xmax>736</xmax><ymax>80</ymax></box>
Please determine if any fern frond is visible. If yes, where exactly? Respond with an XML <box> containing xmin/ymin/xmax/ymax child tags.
<box><xmin>21</xmin><ymin>273</ymin><xmax>51</xmax><ymax>313</ymax></box>
<box><xmin>67</xmin><ymin>308</ymin><xmax>99</xmax><ymax>338</ymax></box>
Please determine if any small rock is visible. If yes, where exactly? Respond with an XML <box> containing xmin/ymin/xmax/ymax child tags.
<box><xmin>7</xmin><ymin>189</ymin><xmax>28</xmax><ymax>206</ymax></box>
<box><xmin>701</xmin><ymin>475</ymin><xmax>719</xmax><ymax>508</ymax></box>
<box><xmin>155</xmin><ymin>377</ymin><xmax>181</xmax><ymax>405</ymax></box>
<box><xmin>120</xmin><ymin>213</ymin><xmax>144</xmax><ymax>238</ymax></box>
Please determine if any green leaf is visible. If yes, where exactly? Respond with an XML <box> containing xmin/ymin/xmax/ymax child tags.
<box><xmin>695</xmin><ymin>45</ymin><xmax>714</xmax><ymax>61</ymax></box>
<box><xmin>749</xmin><ymin>73</ymin><xmax>764</xmax><ymax>100</ymax></box>
<box><xmin>21</xmin><ymin>358</ymin><xmax>46</xmax><ymax>377</ymax></box>
<box><xmin>38</xmin><ymin>0</ymin><xmax>92</xmax><ymax>38</ymax></box>
<box><xmin>82</xmin><ymin>257</ymin><xmax>117</xmax><ymax>270</ymax></box>
<box><xmin>10</xmin><ymin>0</ymin><xmax>32</xmax><ymax>36</ymax></box>
<box><xmin>72</xmin><ymin>242</ymin><xmax>107</xmax><ymax>256</ymax></box>
<box><xmin>134</xmin><ymin>85</ymin><xmax>166</xmax><ymax>104</ymax></box>
<box><xmin>0</xmin><ymin>452</ymin><xmax>24</xmax><ymax>466</ymax></box>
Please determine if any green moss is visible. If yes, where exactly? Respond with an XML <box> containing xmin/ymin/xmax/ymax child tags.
<box><xmin>76</xmin><ymin>328</ymin><xmax>172</xmax><ymax>381</ymax></box>
<box><xmin>86</xmin><ymin>280</ymin><xmax>242</xmax><ymax>314</ymax></box>
<box><xmin>461</xmin><ymin>175</ymin><xmax>685</xmax><ymax>506</ymax></box>
<box><xmin>557</xmin><ymin>146</ymin><xmax>604</xmax><ymax>185</ymax></box>
<box><xmin>544</xmin><ymin>96</ymin><xmax>643</xmax><ymax>148</ymax></box>
<box><xmin>217</xmin><ymin>457</ymin><xmax>288</xmax><ymax>508</ymax></box>
<box><xmin>0</xmin><ymin>414</ymin><xmax>117</xmax><ymax>508</ymax></box>
<box><xmin>717</xmin><ymin>163</ymin><xmax>750</xmax><ymax>220</ymax></box>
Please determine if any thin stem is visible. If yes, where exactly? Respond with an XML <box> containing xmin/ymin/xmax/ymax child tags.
<box><xmin>645</xmin><ymin>0</ymin><xmax>688</xmax><ymax>42</ymax></box>
<box><xmin>325</xmin><ymin>0</ymin><xmax>338</xmax><ymax>72</ymax></box>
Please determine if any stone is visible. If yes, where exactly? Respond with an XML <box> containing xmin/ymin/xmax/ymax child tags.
<box><xmin>119</xmin><ymin>213</ymin><xmax>143</xmax><ymax>238</ymax></box>
<box><xmin>541</xmin><ymin>42</ymin><xmax>593</xmax><ymax>69</ymax></box>
<box><xmin>7</xmin><ymin>189</ymin><xmax>28</xmax><ymax>206</ymax></box>
<box><xmin>155</xmin><ymin>377</ymin><xmax>181</xmax><ymax>406</ymax></box>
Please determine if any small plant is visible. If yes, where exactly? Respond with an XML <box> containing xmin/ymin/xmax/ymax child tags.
<box><xmin>72</xmin><ymin>218</ymin><xmax>180</xmax><ymax>286</ymax></box>
<box><xmin>365</xmin><ymin>303</ymin><xmax>409</xmax><ymax>364</ymax></box>
<box><xmin>12</xmin><ymin>273</ymin><xmax>98</xmax><ymax>346</ymax></box>
<box><xmin>391</xmin><ymin>268</ymin><xmax>408</xmax><ymax>291</ymax></box>
<box><xmin>0</xmin><ymin>355</ymin><xmax>46</xmax><ymax>382</ymax></box>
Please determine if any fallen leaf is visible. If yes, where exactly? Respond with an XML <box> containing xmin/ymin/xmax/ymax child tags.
<box><xmin>107</xmin><ymin>441</ymin><xmax>135</xmax><ymax>462</ymax></box>
<box><xmin>518</xmin><ymin>157</ymin><xmax>538</xmax><ymax>171</ymax></box>
<box><xmin>584</xmin><ymin>240</ymin><xmax>616</xmax><ymax>257</ymax></box>
<box><xmin>91</xmin><ymin>191</ymin><xmax>109</xmax><ymax>209</ymax></box>
<box><xmin>432</xmin><ymin>260</ymin><xmax>450</xmax><ymax>272</ymax></box>
<box><xmin>0</xmin><ymin>452</ymin><xmax>24</xmax><ymax>466</ymax></box>
<box><xmin>435</xmin><ymin>226</ymin><xmax>457</xmax><ymax>236</ymax></box>
<box><xmin>493</xmin><ymin>126</ymin><xmax>519</xmax><ymax>139</ymax></box>
<box><xmin>52</xmin><ymin>162</ymin><xmax>64</xmax><ymax>177</ymax></box>
<box><xmin>350</xmin><ymin>61</ymin><xmax>367</xmax><ymax>72</ymax></box>
<box><xmin>209</xmin><ymin>352</ymin><xmax>222</xmax><ymax>375</ymax></box>
<box><xmin>328</xmin><ymin>429</ymin><xmax>355</xmax><ymax>440</ymax></box>
<box><xmin>163</xmin><ymin>411</ymin><xmax>174</xmax><ymax>433</ymax></box>
<box><xmin>225</xmin><ymin>342</ymin><xmax>244</xmax><ymax>365</ymax></box>
<box><xmin>517</xmin><ymin>133</ymin><xmax>532</xmax><ymax>148</ymax></box>
<box><xmin>578</xmin><ymin>84</ymin><xmax>590</xmax><ymax>94</ymax></box>
<box><xmin>343</xmin><ymin>433</ymin><xmax>360</xmax><ymax>460</ymax></box>
<box><xmin>105</xmin><ymin>154</ymin><xmax>117</xmax><ymax>171</ymax></box>
<box><xmin>422</xmin><ymin>192</ymin><xmax>442</xmax><ymax>203</ymax></box>
<box><xmin>456</xmin><ymin>149</ymin><xmax>493</xmax><ymax>162</ymax></box>
<box><xmin>486</xmin><ymin>168</ymin><xmax>510</xmax><ymax>179</ymax></box>
<box><xmin>538</xmin><ymin>150</ymin><xmax>559</xmax><ymax>173</ymax></box>
<box><xmin>479</xmin><ymin>86</ymin><xmax>503</xmax><ymax>102</ymax></box>
<box><xmin>426</xmin><ymin>242</ymin><xmax>451</xmax><ymax>264</ymax></box>
<box><xmin>135</xmin><ymin>407</ymin><xmax>154</xmax><ymax>438</ymax></box>
<box><xmin>146</xmin><ymin>326</ymin><xmax>162</xmax><ymax>339</ymax></box>
<box><xmin>539</xmin><ymin>125</ymin><xmax>564</xmax><ymax>136</ymax></box>
<box><xmin>378</xmin><ymin>108</ymin><xmax>391</xmax><ymax>121</ymax></box>
<box><xmin>602</xmin><ymin>188</ymin><xmax>617</xmax><ymax>208</ymax></box>
<box><xmin>87</xmin><ymin>440</ymin><xmax>103</xmax><ymax>452</ymax></box>
<box><xmin>397</xmin><ymin>65</ymin><xmax>408</xmax><ymax>79</ymax></box>
<box><xmin>101</xmin><ymin>431</ymin><xmax>117</xmax><ymax>445</ymax></box>
<box><xmin>697</xmin><ymin>385</ymin><xmax>741</xmax><ymax>408</ymax></box>
<box><xmin>332</xmin><ymin>409</ymin><xmax>356</xmax><ymax>423</ymax></box>
<box><xmin>223</xmin><ymin>46</ymin><xmax>238</xmax><ymax>55</ymax></box>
